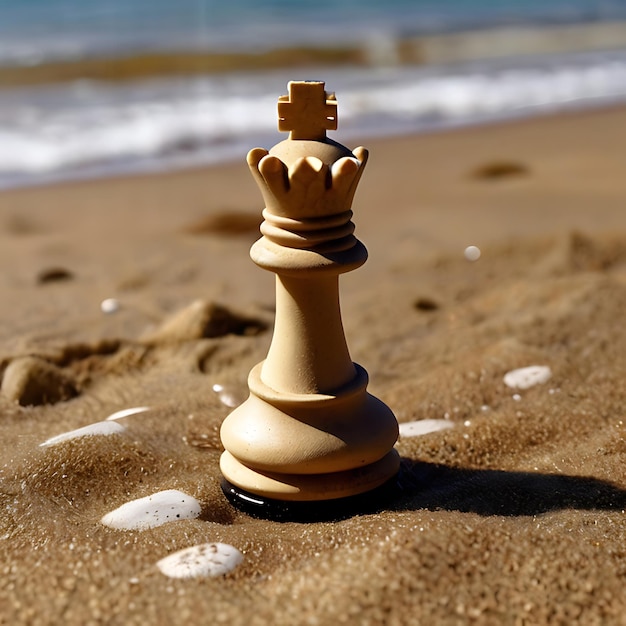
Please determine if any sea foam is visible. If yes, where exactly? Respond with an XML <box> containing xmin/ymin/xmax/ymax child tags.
<box><xmin>2</xmin><ymin>50</ymin><xmax>626</xmax><ymax>189</ymax></box>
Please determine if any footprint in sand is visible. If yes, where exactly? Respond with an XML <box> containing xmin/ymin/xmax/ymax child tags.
<box><xmin>36</xmin><ymin>267</ymin><xmax>74</xmax><ymax>284</ymax></box>
<box><xmin>470</xmin><ymin>160</ymin><xmax>529</xmax><ymax>180</ymax></box>
<box><xmin>1</xmin><ymin>356</ymin><xmax>78</xmax><ymax>406</ymax></box>
<box><xmin>183</xmin><ymin>210</ymin><xmax>262</xmax><ymax>238</ymax></box>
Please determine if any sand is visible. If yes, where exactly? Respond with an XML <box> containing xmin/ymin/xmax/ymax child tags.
<box><xmin>0</xmin><ymin>105</ymin><xmax>625</xmax><ymax>625</ymax></box>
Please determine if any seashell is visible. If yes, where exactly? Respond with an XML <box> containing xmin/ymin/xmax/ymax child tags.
<box><xmin>464</xmin><ymin>245</ymin><xmax>481</xmax><ymax>261</ymax></box>
<box><xmin>212</xmin><ymin>384</ymin><xmax>246</xmax><ymax>408</ymax></box>
<box><xmin>100</xmin><ymin>298</ymin><xmax>121</xmax><ymax>314</ymax></box>
<box><xmin>100</xmin><ymin>490</ymin><xmax>201</xmax><ymax>530</ymax></box>
<box><xmin>156</xmin><ymin>543</ymin><xmax>243</xmax><ymax>579</ymax></box>
<box><xmin>503</xmin><ymin>365</ymin><xmax>552</xmax><ymax>390</ymax></box>
<box><xmin>398</xmin><ymin>419</ymin><xmax>454</xmax><ymax>438</ymax></box>
<box><xmin>40</xmin><ymin>420</ymin><xmax>125</xmax><ymax>447</ymax></box>
<box><xmin>105</xmin><ymin>406</ymin><xmax>151</xmax><ymax>421</ymax></box>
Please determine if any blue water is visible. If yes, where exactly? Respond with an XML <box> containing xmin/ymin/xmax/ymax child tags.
<box><xmin>2</xmin><ymin>0</ymin><xmax>626</xmax><ymax>63</ymax></box>
<box><xmin>1</xmin><ymin>0</ymin><xmax>626</xmax><ymax>188</ymax></box>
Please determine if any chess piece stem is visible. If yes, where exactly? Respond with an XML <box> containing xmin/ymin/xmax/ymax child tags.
<box><xmin>263</xmin><ymin>274</ymin><xmax>355</xmax><ymax>395</ymax></box>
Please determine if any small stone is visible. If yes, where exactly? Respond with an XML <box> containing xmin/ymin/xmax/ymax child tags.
<box><xmin>101</xmin><ymin>490</ymin><xmax>201</xmax><ymax>531</ymax></box>
<box><xmin>503</xmin><ymin>365</ymin><xmax>552</xmax><ymax>390</ymax></box>
<box><xmin>1</xmin><ymin>356</ymin><xmax>78</xmax><ymax>406</ymax></box>
<box><xmin>156</xmin><ymin>543</ymin><xmax>243</xmax><ymax>579</ymax></box>
<box><xmin>464</xmin><ymin>246</ymin><xmax>481</xmax><ymax>262</ymax></box>
<box><xmin>100</xmin><ymin>298</ymin><xmax>120</xmax><ymax>314</ymax></box>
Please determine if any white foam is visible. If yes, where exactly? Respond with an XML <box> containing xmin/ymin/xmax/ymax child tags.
<box><xmin>156</xmin><ymin>543</ymin><xmax>243</xmax><ymax>579</ymax></box>
<box><xmin>3</xmin><ymin>50</ymin><xmax>626</xmax><ymax>189</ymax></box>
<box><xmin>503</xmin><ymin>365</ymin><xmax>552</xmax><ymax>390</ymax></box>
<box><xmin>101</xmin><ymin>489</ymin><xmax>201</xmax><ymax>530</ymax></box>
<box><xmin>40</xmin><ymin>420</ymin><xmax>125</xmax><ymax>447</ymax></box>
<box><xmin>105</xmin><ymin>406</ymin><xmax>151</xmax><ymax>421</ymax></box>
<box><xmin>398</xmin><ymin>419</ymin><xmax>454</xmax><ymax>438</ymax></box>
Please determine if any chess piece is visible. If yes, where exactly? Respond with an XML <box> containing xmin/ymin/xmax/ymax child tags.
<box><xmin>220</xmin><ymin>81</ymin><xmax>399</xmax><ymax>518</ymax></box>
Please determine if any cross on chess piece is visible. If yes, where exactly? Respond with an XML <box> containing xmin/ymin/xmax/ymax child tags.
<box><xmin>277</xmin><ymin>80</ymin><xmax>337</xmax><ymax>140</ymax></box>
<box><xmin>220</xmin><ymin>81</ymin><xmax>400</xmax><ymax>520</ymax></box>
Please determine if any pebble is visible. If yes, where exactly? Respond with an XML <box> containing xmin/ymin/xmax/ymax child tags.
<box><xmin>464</xmin><ymin>245</ymin><xmax>481</xmax><ymax>261</ymax></box>
<box><xmin>105</xmin><ymin>407</ymin><xmax>151</xmax><ymax>421</ymax></box>
<box><xmin>398</xmin><ymin>419</ymin><xmax>454</xmax><ymax>438</ymax></box>
<box><xmin>156</xmin><ymin>543</ymin><xmax>243</xmax><ymax>579</ymax></box>
<box><xmin>40</xmin><ymin>421</ymin><xmax>125</xmax><ymax>447</ymax></box>
<box><xmin>100</xmin><ymin>490</ymin><xmax>201</xmax><ymax>530</ymax></box>
<box><xmin>503</xmin><ymin>365</ymin><xmax>552</xmax><ymax>390</ymax></box>
<box><xmin>1</xmin><ymin>356</ymin><xmax>78</xmax><ymax>406</ymax></box>
<box><xmin>100</xmin><ymin>298</ymin><xmax>121</xmax><ymax>314</ymax></box>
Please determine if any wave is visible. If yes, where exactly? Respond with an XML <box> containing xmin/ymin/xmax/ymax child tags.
<box><xmin>1</xmin><ymin>50</ymin><xmax>626</xmax><ymax>188</ymax></box>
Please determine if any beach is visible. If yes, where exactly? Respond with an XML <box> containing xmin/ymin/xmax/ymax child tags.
<box><xmin>1</xmin><ymin>103</ymin><xmax>625</xmax><ymax>623</ymax></box>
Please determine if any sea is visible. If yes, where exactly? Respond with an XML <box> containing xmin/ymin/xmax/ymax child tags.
<box><xmin>1</xmin><ymin>0</ymin><xmax>626</xmax><ymax>189</ymax></box>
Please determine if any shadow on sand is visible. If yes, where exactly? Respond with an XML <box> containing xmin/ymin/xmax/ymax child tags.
<box><xmin>394</xmin><ymin>457</ymin><xmax>626</xmax><ymax>517</ymax></box>
<box><xmin>219</xmin><ymin>458</ymin><xmax>626</xmax><ymax>523</ymax></box>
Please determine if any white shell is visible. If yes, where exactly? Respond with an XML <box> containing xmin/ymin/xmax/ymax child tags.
<box><xmin>105</xmin><ymin>406</ymin><xmax>151</xmax><ymax>421</ymax></box>
<box><xmin>40</xmin><ymin>420</ymin><xmax>125</xmax><ymax>447</ymax></box>
<box><xmin>156</xmin><ymin>543</ymin><xmax>243</xmax><ymax>579</ymax></box>
<box><xmin>212</xmin><ymin>383</ymin><xmax>245</xmax><ymax>408</ymax></box>
<box><xmin>100</xmin><ymin>490</ymin><xmax>201</xmax><ymax>530</ymax></box>
<box><xmin>464</xmin><ymin>245</ymin><xmax>481</xmax><ymax>261</ymax></box>
<box><xmin>398</xmin><ymin>419</ymin><xmax>454</xmax><ymax>438</ymax></box>
<box><xmin>100</xmin><ymin>298</ymin><xmax>121</xmax><ymax>314</ymax></box>
<box><xmin>503</xmin><ymin>365</ymin><xmax>552</xmax><ymax>390</ymax></box>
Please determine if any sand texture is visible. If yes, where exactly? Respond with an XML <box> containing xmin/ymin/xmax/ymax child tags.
<box><xmin>1</xmin><ymin>106</ymin><xmax>626</xmax><ymax>624</ymax></box>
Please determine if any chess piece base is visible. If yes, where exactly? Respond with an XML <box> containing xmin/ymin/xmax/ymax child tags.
<box><xmin>221</xmin><ymin>470</ymin><xmax>401</xmax><ymax>522</ymax></box>
<box><xmin>220</xmin><ymin>447</ymin><xmax>400</xmax><ymax>502</ymax></box>
<box><xmin>220</xmin><ymin>363</ymin><xmax>399</xmax><ymax>478</ymax></box>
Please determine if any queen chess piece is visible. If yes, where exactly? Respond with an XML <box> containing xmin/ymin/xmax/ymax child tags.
<box><xmin>220</xmin><ymin>81</ymin><xmax>400</xmax><ymax>519</ymax></box>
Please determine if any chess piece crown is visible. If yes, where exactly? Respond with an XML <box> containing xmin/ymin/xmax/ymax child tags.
<box><xmin>247</xmin><ymin>81</ymin><xmax>368</xmax><ymax>258</ymax></box>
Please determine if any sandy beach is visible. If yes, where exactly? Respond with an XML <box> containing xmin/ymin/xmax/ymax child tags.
<box><xmin>1</xmin><ymin>104</ymin><xmax>625</xmax><ymax>624</ymax></box>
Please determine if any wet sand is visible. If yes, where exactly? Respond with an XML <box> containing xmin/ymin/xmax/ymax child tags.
<box><xmin>0</xmin><ymin>105</ymin><xmax>625</xmax><ymax>624</ymax></box>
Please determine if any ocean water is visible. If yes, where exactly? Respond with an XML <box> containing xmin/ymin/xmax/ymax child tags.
<box><xmin>3</xmin><ymin>0</ymin><xmax>626</xmax><ymax>64</ymax></box>
<box><xmin>1</xmin><ymin>0</ymin><xmax>626</xmax><ymax>188</ymax></box>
